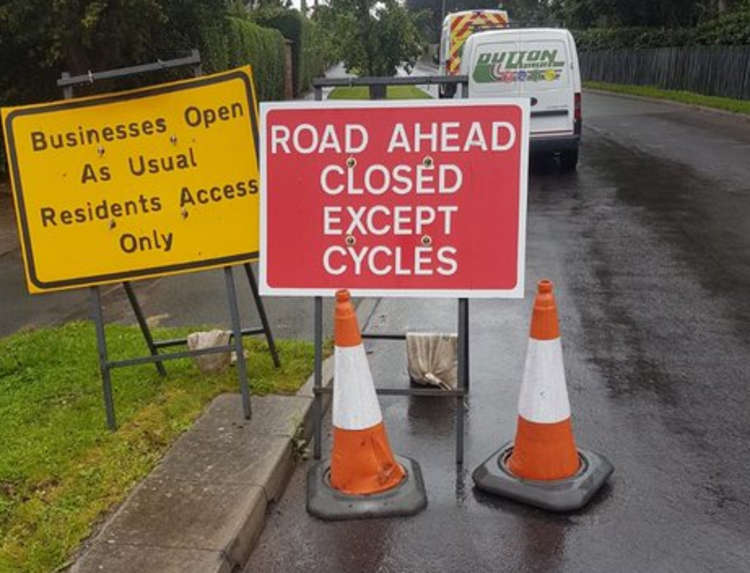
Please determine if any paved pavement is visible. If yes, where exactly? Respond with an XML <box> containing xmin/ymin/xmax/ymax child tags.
<box><xmin>244</xmin><ymin>93</ymin><xmax>750</xmax><ymax>572</ymax></box>
<box><xmin>71</xmin><ymin>363</ymin><xmax>335</xmax><ymax>573</ymax></box>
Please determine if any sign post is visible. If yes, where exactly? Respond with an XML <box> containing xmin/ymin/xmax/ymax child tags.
<box><xmin>260</xmin><ymin>94</ymin><xmax>529</xmax><ymax>463</ymax></box>
<box><xmin>2</xmin><ymin>59</ymin><xmax>279</xmax><ymax>429</ymax></box>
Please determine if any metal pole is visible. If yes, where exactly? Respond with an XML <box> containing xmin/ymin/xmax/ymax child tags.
<box><xmin>244</xmin><ymin>263</ymin><xmax>280</xmax><ymax>368</ymax></box>
<box><xmin>456</xmin><ymin>298</ymin><xmax>468</xmax><ymax>465</ymax></box>
<box><xmin>61</xmin><ymin>72</ymin><xmax>73</xmax><ymax>100</ymax></box>
<box><xmin>91</xmin><ymin>287</ymin><xmax>116</xmax><ymax>430</ymax></box>
<box><xmin>464</xmin><ymin>299</ymin><xmax>470</xmax><ymax>391</ymax></box>
<box><xmin>314</xmin><ymin>85</ymin><xmax>323</xmax><ymax>102</ymax></box>
<box><xmin>123</xmin><ymin>282</ymin><xmax>166</xmax><ymax>377</ymax></box>
<box><xmin>313</xmin><ymin>296</ymin><xmax>323</xmax><ymax>460</ymax></box>
<box><xmin>191</xmin><ymin>49</ymin><xmax>203</xmax><ymax>77</ymax></box>
<box><xmin>460</xmin><ymin>74</ymin><xmax>470</xmax><ymax>399</ymax></box>
<box><xmin>225</xmin><ymin>267</ymin><xmax>252</xmax><ymax>419</ymax></box>
<box><xmin>58</xmin><ymin>52</ymin><xmax>201</xmax><ymax>89</ymax></box>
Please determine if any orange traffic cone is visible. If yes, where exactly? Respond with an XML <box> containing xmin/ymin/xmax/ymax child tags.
<box><xmin>473</xmin><ymin>280</ymin><xmax>613</xmax><ymax>512</ymax></box>
<box><xmin>307</xmin><ymin>290</ymin><xmax>427</xmax><ymax>520</ymax></box>
<box><xmin>330</xmin><ymin>289</ymin><xmax>405</xmax><ymax>494</ymax></box>
<box><xmin>506</xmin><ymin>279</ymin><xmax>579</xmax><ymax>480</ymax></box>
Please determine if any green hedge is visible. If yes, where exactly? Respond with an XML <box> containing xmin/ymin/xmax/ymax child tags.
<box><xmin>253</xmin><ymin>8</ymin><xmax>331</xmax><ymax>96</ymax></box>
<box><xmin>0</xmin><ymin>11</ymin><xmax>287</xmax><ymax>179</ymax></box>
<box><xmin>204</xmin><ymin>16</ymin><xmax>286</xmax><ymax>101</ymax></box>
<box><xmin>575</xmin><ymin>10</ymin><xmax>750</xmax><ymax>51</ymax></box>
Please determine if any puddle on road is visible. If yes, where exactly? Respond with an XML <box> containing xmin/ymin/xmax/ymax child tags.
<box><xmin>549</xmin><ymin>131</ymin><xmax>750</xmax><ymax>524</ymax></box>
<box><xmin>583</xmin><ymin>134</ymin><xmax>750</xmax><ymax>306</ymax></box>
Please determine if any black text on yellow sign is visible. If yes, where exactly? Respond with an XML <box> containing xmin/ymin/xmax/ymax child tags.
<box><xmin>1</xmin><ymin>67</ymin><xmax>261</xmax><ymax>293</ymax></box>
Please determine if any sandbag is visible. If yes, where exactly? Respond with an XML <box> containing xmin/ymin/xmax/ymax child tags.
<box><xmin>186</xmin><ymin>329</ymin><xmax>232</xmax><ymax>373</ymax></box>
<box><xmin>406</xmin><ymin>332</ymin><xmax>458</xmax><ymax>390</ymax></box>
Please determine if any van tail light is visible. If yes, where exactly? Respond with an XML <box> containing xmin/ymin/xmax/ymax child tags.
<box><xmin>574</xmin><ymin>92</ymin><xmax>582</xmax><ymax>134</ymax></box>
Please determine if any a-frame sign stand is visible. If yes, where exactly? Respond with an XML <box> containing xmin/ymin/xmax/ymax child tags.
<box><xmin>58</xmin><ymin>51</ymin><xmax>279</xmax><ymax>430</ymax></box>
<box><xmin>308</xmin><ymin>76</ymin><xmax>472</xmax><ymax>465</ymax></box>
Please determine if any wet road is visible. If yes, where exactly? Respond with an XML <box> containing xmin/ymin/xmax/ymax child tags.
<box><xmin>244</xmin><ymin>92</ymin><xmax>750</xmax><ymax>572</ymax></box>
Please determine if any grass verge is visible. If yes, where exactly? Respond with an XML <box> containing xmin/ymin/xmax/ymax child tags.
<box><xmin>328</xmin><ymin>85</ymin><xmax>432</xmax><ymax>99</ymax></box>
<box><xmin>584</xmin><ymin>81</ymin><xmax>750</xmax><ymax>116</ymax></box>
<box><xmin>0</xmin><ymin>322</ymin><xmax>316</xmax><ymax>572</ymax></box>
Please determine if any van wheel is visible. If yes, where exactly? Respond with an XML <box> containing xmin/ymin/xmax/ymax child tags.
<box><xmin>560</xmin><ymin>148</ymin><xmax>579</xmax><ymax>172</ymax></box>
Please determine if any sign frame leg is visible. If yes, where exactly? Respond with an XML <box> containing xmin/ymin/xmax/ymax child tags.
<box><xmin>90</xmin><ymin>286</ymin><xmax>117</xmax><ymax>430</ymax></box>
<box><xmin>224</xmin><ymin>266</ymin><xmax>252</xmax><ymax>419</ymax></box>
<box><xmin>123</xmin><ymin>281</ymin><xmax>167</xmax><ymax>377</ymax></box>
<box><xmin>464</xmin><ymin>299</ymin><xmax>470</xmax><ymax>391</ymax></box>
<box><xmin>313</xmin><ymin>296</ymin><xmax>324</xmax><ymax>460</ymax></box>
<box><xmin>244</xmin><ymin>263</ymin><xmax>280</xmax><ymax>368</ymax></box>
<box><xmin>457</xmin><ymin>298</ymin><xmax>469</xmax><ymax>466</ymax></box>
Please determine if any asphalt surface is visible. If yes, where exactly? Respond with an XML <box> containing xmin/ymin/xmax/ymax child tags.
<box><xmin>244</xmin><ymin>92</ymin><xmax>750</xmax><ymax>572</ymax></box>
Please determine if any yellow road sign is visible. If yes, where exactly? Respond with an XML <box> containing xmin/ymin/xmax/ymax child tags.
<box><xmin>2</xmin><ymin>66</ymin><xmax>260</xmax><ymax>293</ymax></box>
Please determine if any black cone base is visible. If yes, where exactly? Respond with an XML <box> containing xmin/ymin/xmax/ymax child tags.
<box><xmin>307</xmin><ymin>455</ymin><xmax>427</xmax><ymax>521</ymax></box>
<box><xmin>473</xmin><ymin>441</ymin><xmax>613</xmax><ymax>512</ymax></box>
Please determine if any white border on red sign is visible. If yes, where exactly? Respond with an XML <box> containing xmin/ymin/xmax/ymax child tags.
<box><xmin>259</xmin><ymin>98</ymin><xmax>529</xmax><ymax>299</ymax></box>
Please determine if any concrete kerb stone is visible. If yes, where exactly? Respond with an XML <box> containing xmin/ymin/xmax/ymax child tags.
<box><xmin>69</xmin><ymin>353</ymin><xmax>336</xmax><ymax>573</ymax></box>
<box><xmin>71</xmin><ymin>542</ymin><xmax>234</xmax><ymax>573</ymax></box>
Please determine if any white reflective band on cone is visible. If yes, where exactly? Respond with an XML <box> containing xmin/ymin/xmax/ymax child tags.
<box><xmin>517</xmin><ymin>338</ymin><xmax>571</xmax><ymax>423</ymax></box>
<box><xmin>333</xmin><ymin>344</ymin><xmax>383</xmax><ymax>430</ymax></box>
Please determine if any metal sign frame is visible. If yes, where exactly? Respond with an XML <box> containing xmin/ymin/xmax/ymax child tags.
<box><xmin>57</xmin><ymin>52</ymin><xmax>279</xmax><ymax>430</ymax></box>
<box><xmin>309</xmin><ymin>75</ymin><xmax>473</xmax><ymax>465</ymax></box>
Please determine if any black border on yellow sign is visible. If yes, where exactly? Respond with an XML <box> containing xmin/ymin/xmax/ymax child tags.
<box><xmin>3</xmin><ymin>69</ymin><xmax>260</xmax><ymax>291</ymax></box>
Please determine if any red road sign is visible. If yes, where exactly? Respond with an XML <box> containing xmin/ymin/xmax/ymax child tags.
<box><xmin>260</xmin><ymin>99</ymin><xmax>528</xmax><ymax>298</ymax></box>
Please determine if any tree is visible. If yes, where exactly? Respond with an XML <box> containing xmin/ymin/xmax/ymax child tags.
<box><xmin>547</xmin><ymin>0</ymin><xmax>723</xmax><ymax>28</ymax></box>
<box><xmin>406</xmin><ymin>0</ymin><xmax>501</xmax><ymax>43</ymax></box>
<box><xmin>0</xmin><ymin>0</ymin><xmax>232</xmax><ymax>176</ymax></box>
<box><xmin>320</xmin><ymin>0</ymin><xmax>424</xmax><ymax>76</ymax></box>
<box><xmin>0</xmin><ymin>1</ymin><xmax>237</xmax><ymax>84</ymax></box>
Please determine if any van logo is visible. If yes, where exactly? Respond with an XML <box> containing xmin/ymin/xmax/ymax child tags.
<box><xmin>473</xmin><ymin>50</ymin><xmax>564</xmax><ymax>84</ymax></box>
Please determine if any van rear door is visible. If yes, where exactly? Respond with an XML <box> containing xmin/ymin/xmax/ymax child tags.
<box><xmin>464</xmin><ymin>31</ymin><xmax>521</xmax><ymax>99</ymax></box>
<box><xmin>516</xmin><ymin>31</ymin><xmax>574</xmax><ymax>137</ymax></box>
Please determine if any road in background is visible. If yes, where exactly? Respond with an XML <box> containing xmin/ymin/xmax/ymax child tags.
<box><xmin>0</xmin><ymin>230</ymin><xmax>331</xmax><ymax>339</ymax></box>
<box><xmin>245</xmin><ymin>92</ymin><xmax>750</xmax><ymax>572</ymax></box>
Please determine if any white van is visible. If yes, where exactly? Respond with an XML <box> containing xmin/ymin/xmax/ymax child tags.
<box><xmin>459</xmin><ymin>28</ymin><xmax>582</xmax><ymax>170</ymax></box>
<box><xmin>437</xmin><ymin>9</ymin><xmax>509</xmax><ymax>98</ymax></box>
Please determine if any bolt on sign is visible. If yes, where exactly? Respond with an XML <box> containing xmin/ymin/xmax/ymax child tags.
<box><xmin>1</xmin><ymin>66</ymin><xmax>260</xmax><ymax>293</ymax></box>
<box><xmin>259</xmin><ymin>99</ymin><xmax>529</xmax><ymax>298</ymax></box>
